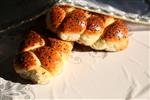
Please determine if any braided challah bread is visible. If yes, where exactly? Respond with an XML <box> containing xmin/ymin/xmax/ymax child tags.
<box><xmin>14</xmin><ymin>31</ymin><xmax>73</xmax><ymax>84</ymax></box>
<box><xmin>46</xmin><ymin>5</ymin><xmax>128</xmax><ymax>51</ymax></box>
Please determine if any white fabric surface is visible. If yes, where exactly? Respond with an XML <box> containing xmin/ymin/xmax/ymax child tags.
<box><xmin>32</xmin><ymin>30</ymin><xmax>150</xmax><ymax>100</ymax></box>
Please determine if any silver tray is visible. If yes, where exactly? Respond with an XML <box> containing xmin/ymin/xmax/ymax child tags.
<box><xmin>58</xmin><ymin>0</ymin><xmax>150</xmax><ymax>25</ymax></box>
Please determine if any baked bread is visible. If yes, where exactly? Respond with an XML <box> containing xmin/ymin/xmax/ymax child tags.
<box><xmin>91</xmin><ymin>20</ymin><xmax>128</xmax><ymax>51</ymax></box>
<box><xmin>14</xmin><ymin>31</ymin><xmax>73</xmax><ymax>84</ymax></box>
<box><xmin>46</xmin><ymin>5</ymin><xmax>128</xmax><ymax>51</ymax></box>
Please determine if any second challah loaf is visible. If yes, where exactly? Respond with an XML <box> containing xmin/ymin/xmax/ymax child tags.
<box><xmin>46</xmin><ymin>5</ymin><xmax>128</xmax><ymax>51</ymax></box>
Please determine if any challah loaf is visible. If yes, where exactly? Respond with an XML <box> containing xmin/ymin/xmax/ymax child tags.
<box><xmin>46</xmin><ymin>5</ymin><xmax>128</xmax><ymax>51</ymax></box>
<box><xmin>14</xmin><ymin>31</ymin><xmax>73</xmax><ymax>84</ymax></box>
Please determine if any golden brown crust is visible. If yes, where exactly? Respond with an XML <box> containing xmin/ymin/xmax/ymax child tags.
<box><xmin>84</xmin><ymin>14</ymin><xmax>105</xmax><ymax>35</ymax></box>
<box><xmin>47</xmin><ymin>5</ymin><xmax>115</xmax><ymax>37</ymax></box>
<box><xmin>49</xmin><ymin>6</ymin><xmax>66</xmax><ymax>32</ymax></box>
<box><xmin>46</xmin><ymin>38</ymin><xmax>73</xmax><ymax>55</ymax></box>
<box><xmin>59</xmin><ymin>9</ymin><xmax>88</xmax><ymax>34</ymax></box>
<box><xmin>34</xmin><ymin>46</ymin><xmax>63</xmax><ymax>75</ymax></box>
<box><xmin>21</xmin><ymin>31</ymin><xmax>45</xmax><ymax>52</ymax></box>
<box><xmin>102</xmin><ymin>20</ymin><xmax>128</xmax><ymax>41</ymax></box>
<box><xmin>15</xmin><ymin>51</ymin><xmax>40</xmax><ymax>70</ymax></box>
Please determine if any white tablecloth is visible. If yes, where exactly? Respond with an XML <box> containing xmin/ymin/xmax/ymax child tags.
<box><xmin>0</xmin><ymin>23</ymin><xmax>149</xmax><ymax>100</ymax></box>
